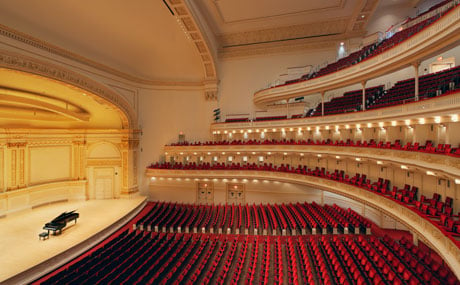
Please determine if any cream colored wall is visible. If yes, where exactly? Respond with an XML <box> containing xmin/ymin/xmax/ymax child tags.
<box><xmin>137</xmin><ymin>89</ymin><xmax>216</xmax><ymax>192</ymax></box>
<box><xmin>29</xmin><ymin>146</ymin><xmax>72</xmax><ymax>184</ymax></box>
<box><xmin>216</xmin><ymin>44</ymin><xmax>460</xmax><ymax>121</ymax></box>
<box><xmin>218</xmin><ymin>50</ymin><xmax>336</xmax><ymax>117</ymax></box>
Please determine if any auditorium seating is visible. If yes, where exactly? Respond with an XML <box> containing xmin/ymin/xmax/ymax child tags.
<box><xmin>254</xmin><ymin>115</ymin><xmax>287</xmax><ymax>121</ymax></box>
<box><xmin>276</xmin><ymin>1</ymin><xmax>454</xmax><ymax>87</ymax></box>
<box><xmin>133</xmin><ymin>202</ymin><xmax>370</xmax><ymax>236</ymax></box>
<box><xmin>309</xmin><ymin>86</ymin><xmax>384</xmax><ymax>116</ymax></box>
<box><xmin>167</xmin><ymin>138</ymin><xmax>460</xmax><ymax>157</ymax></box>
<box><xmin>305</xmin><ymin>65</ymin><xmax>460</xmax><ymax>117</ymax></box>
<box><xmin>35</xmin><ymin>214</ymin><xmax>460</xmax><ymax>284</ymax></box>
<box><xmin>225</xmin><ymin>117</ymin><xmax>249</xmax><ymax>123</ymax></box>
<box><xmin>368</xmin><ymin>65</ymin><xmax>460</xmax><ymax>109</ymax></box>
<box><xmin>148</xmin><ymin>161</ymin><xmax>460</xmax><ymax>245</ymax></box>
<box><xmin>235</xmin><ymin>64</ymin><xmax>460</xmax><ymax>123</ymax></box>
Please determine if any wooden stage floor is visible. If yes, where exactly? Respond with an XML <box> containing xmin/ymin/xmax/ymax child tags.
<box><xmin>0</xmin><ymin>196</ymin><xmax>146</xmax><ymax>283</ymax></box>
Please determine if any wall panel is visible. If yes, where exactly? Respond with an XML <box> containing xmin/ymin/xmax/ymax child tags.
<box><xmin>29</xmin><ymin>146</ymin><xmax>71</xmax><ymax>184</ymax></box>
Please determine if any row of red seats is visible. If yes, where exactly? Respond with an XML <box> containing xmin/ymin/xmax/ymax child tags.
<box><xmin>167</xmin><ymin>138</ymin><xmax>460</xmax><ymax>157</ymax></box>
<box><xmin>215</xmin><ymin>237</ymin><xmax>237</xmax><ymax>284</ymax></box>
<box><xmin>369</xmin><ymin>65</ymin><xmax>460</xmax><ymax>109</ymax></box>
<box><xmin>135</xmin><ymin>201</ymin><xmax>370</xmax><ymax>235</ymax></box>
<box><xmin>310</xmin><ymin>86</ymin><xmax>383</xmax><ymax>116</ymax></box>
<box><xmin>148</xmin><ymin>162</ymin><xmax>460</xmax><ymax>244</ymax></box>
<box><xmin>275</xmin><ymin>2</ymin><xmax>452</xmax><ymax>88</ymax></box>
<box><xmin>38</xmin><ymin>201</ymin><xmax>460</xmax><ymax>285</ymax></box>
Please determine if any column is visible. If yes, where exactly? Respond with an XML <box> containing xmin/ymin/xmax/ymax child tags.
<box><xmin>286</xmin><ymin>100</ymin><xmax>289</xmax><ymax>118</ymax></box>
<box><xmin>6</xmin><ymin>142</ymin><xmax>26</xmax><ymax>190</ymax></box>
<box><xmin>17</xmin><ymin>143</ymin><xmax>26</xmax><ymax>188</ymax></box>
<box><xmin>121</xmin><ymin>135</ymin><xmax>140</xmax><ymax>197</ymax></box>
<box><xmin>72</xmin><ymin>141</ymin><xmax>86</xmax><ymax>180</ymax></box>
<box><xmin>412</xmin><ymin>232</ymin><xmax>419</xmax><ymax>246</ymax></box>
<box><xmin>0</xmin><ymin>147</ymin><xmax>4</xmax><ymax>192</ymax></box>
<box><xmin>361</xmin><ymin>81</ymin><xmax>367</xmax><ymax>111</ymax></box>
<box><xmin>321</xmin><ymin>91</ymin><xmax>325</xmax><ymax>116</ymax></box>
<box><xmin>413</xmin><ymin>61</ymin><xmax>420</xmax><ymax>101</ymax></box>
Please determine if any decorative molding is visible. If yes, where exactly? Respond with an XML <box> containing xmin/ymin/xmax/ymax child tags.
<box><xmin>6</xmin><ymin>142</ymin><xmax>27</xmax><ymax>147</ymax></box>
<box><xmin>0</xmin><ymin>23</ymin><xmax>208</xmax><ymax>88</ymax></box>
<box><xmin>86</xmin><ymin>159</ymin><xmax>122</xmax><ymax>167</ymax></box>
<box><xmin>219</xmin><ymin>19</ymin><xmax>349</xmax><ymax>47</ymax></box>
<box><xmin>219</xmin><ymin>36</ymin><xmax>350</xmax><ymax>59</ymax></box>
<box><xmin>0</xmin><ymin>50</ymin><xmax>136</xmax><ymax>128</ymax></box>
<box><xmin>145</xmin><ymin>168</ymin><xmax>460</xmax><ymax>279</ymax></box>
<box><xmin>197</xmin><ymin>0</ymin><xmax>378</xmax><ymax>58</ymax></box>
<box><xmin>168</xmin><ymin>0</ymin><xmax>219</xmax><ymax>100</ymax></box>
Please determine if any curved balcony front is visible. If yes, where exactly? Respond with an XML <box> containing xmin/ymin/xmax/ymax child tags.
<box><xmin>214</xmin><ymin>90</ymin><xmax>460</xmax><ymax>131</ymax></box>
<box><xmin>163</xmin><ymin>144</ymin><xmax>460</xmax><ymax>182</ymax></box>
<box><xmin>253</xmin><ymin>5</ymin><xmax>460</xmax><ymax>106</ymax></box>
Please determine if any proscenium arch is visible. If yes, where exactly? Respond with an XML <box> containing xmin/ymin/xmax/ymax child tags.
<box><xmin>145</xmin><ymin>168</ymin><xmax>460</xmax><ymax>279</ymax></box>
<box><xmin>0</xmin><ymin>49</ymin><xmax>136</xmax><ymax>129</ymax></box>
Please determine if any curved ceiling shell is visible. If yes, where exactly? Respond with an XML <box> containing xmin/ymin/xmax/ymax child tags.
<box><xmin>0</xmin><ymin>68</ymin><xmax>124</xmax><ymax>129</ymax></box>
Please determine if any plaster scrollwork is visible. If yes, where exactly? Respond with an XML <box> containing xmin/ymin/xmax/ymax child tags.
<box><xmin>0</xmin><ymin>50</ymin><xmax>136</xmax><ymax>129</ymax></box>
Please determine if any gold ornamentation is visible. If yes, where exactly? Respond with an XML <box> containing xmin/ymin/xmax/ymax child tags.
<box><xmin>86</xmin><ymin>159</ymin><xmax>122</xmax><ymax>167</ymax></box>
<box><xmin>0</xmin><ymin>50</ymin><xmax>134</xmax><ymax>129</ymax></box>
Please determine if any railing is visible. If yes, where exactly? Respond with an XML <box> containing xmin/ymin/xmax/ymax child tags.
<box><xmin>212</xmin><ymin>90</ymin><xmax>460</xmax><ymax>130</ymax></box>
<box><xmin>253</xmin><ymin>5</ymin><xmax>460</xmax><ymax>105</ymax></box>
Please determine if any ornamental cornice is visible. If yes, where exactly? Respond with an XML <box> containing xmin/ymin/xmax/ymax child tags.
<box><xmin>145</xmin><ymin>168</ymin><xmax>460</xmax><ymax>279</ymax></box>
<box><xmin>167</xmin><ymin>0</ymin><xmax>219</xmax><ymax>100</ymax></box>
<box><xmin>6</xmin><ymin>142</ymin><xmax>27</xmax><ymax>147</ymax></box>
<box><xmin>0</xmin><ymin>23</ymin><xmax>215</xmax><ymax>90</ymax></box>
<box><xmin>219</xmin><ymin>18</ymin><xmax>349</xmax><ymax>47</ymax></box>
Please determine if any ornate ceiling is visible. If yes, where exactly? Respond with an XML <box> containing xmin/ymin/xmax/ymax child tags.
<box><xmin>195</xmin><ymin>0</ymin><xmax>381</xmax><ymax>58</ymax></box>
<box><xmin>0</xmin><ymin>0</ymin><xmax>428</xmax><ymax>87</ymax></box>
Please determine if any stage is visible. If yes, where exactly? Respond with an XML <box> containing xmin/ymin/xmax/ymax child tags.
<box><xmin>0</xmin><ymin>196</ymin><xmax>146</xmax><ymax>283</ymax></box>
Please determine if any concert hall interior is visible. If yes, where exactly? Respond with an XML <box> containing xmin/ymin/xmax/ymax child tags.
<box><xmin>1</xmin><ymin>0</ymin><xmax>460</xmax><ymax>284</ymax></box>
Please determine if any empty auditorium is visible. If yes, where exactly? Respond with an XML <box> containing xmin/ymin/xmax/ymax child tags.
<box><xmin>1</xmin><ymin>0</ymin><xmax>460</xmax><ymax>284</ymax></box>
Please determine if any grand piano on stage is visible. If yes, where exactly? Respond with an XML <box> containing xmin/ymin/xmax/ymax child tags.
<box><xmin>43</xmin><ymin>210</ymin><xmax>79</xmax><ymax>235</ymax></box>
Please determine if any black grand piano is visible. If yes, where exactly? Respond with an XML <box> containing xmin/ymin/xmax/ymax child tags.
<box><xmin>43</xmin><ymin>210</ymin><xmax>79</xmax><ymax>235</ymax></box>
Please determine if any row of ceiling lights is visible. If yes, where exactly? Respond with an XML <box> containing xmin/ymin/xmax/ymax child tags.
<box><xmin>211</xmin><ymin>115</ymin><xmax>457</xmax><ymax>135</ymax></box>
<box><xmin>176</xmin><ymin>16</ymin><xmax>192</xmax><ymax>41</ymax></box>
